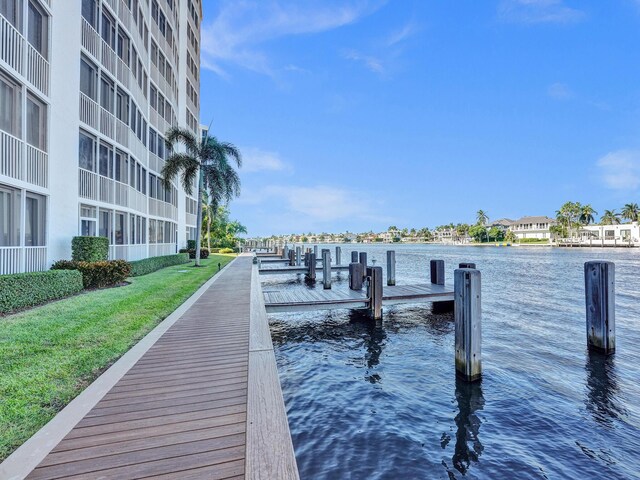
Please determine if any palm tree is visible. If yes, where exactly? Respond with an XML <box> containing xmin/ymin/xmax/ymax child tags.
<box><xmin>579</xmin><ymin>204</ymin><xmax>597</xmax><ymax>225</ymax></box>
<box><xmin>476</xmin><ymin>210</ymin><xmax>489</xmax><ymax>226</ymax></box>
<box><xmin>621</xmin><ymin>203</ymin><xmax>640</xmax><ymax>223</ymax></box>
<box><xmin>162</xmin><ymin>127</ymin><xmax>241</xmax><ymax>266</ymax></box>
<box><xmin>600</xmin><ymin>210</ymin><xmax>621</xmax><ymax>225</ymax></box>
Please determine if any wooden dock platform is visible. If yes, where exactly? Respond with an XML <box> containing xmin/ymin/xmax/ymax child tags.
<box><xmin>259</xmin><ymin>265</ymin><xmax>350</xmax><ymax>275</ymax></box>
<box><xmin>1</xmin><ymin>255</ymin><xmax>298</xmax><ymax>480</ymax></box>
<box><xmin>263</xmin><ymin>283</ymin><xmax>454</xmax><ymax>313</ymax></box>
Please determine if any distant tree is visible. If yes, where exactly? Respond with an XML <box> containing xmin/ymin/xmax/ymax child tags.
<box><xmin>621</xmin><ymin>203</ymin><xmax>640</xmax><ymax>222</ymax></box>
<box><xmin>301</xmin><ymin>236</ymin><xmax>309</xmax><ymax>243</ymax></box>
<box><xmin>488</xmin><ymin>226</ymin><xmax>504</xmax><ymax>242</ymax></box>
<box><xmin>505</xmin><ymin>230</ymin><xmax>516</xmax><ymax>243</ymax></box>
<box><xmin>476</xmin><ymin>210</ymin><xmax>489</xmax><ymax>226</ymax></box>
<box><xmin>388</xmin><ymin>226</ymin><xmax>397</xmax><ymax>232</ymax></box>
<box><xmin>579</xmin><ymin>204</ymin><xmax>598</xmax><ymax>225</ymax></box>
<box><xmin>600</xmin><ymin>210</ymin><xmax>621</xmax><ymax>225</ymax></box>
<box><xmin>549</xmin><ymin>224</ymin><xmax>567</xmax><ymax>239</ymax></box>
<box><xmin>469</xmin><ymin>224</ymin><xmax>487</xmax><ymax>242</ymax></box>
<box><xmin>556</xmin><ymin>201</ymin><xmax>582</xmax><ymax>237</ymax></box>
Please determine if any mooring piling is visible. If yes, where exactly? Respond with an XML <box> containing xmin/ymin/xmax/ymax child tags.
<box><xmin>359</xmin><ymin>252</ymin><xmax>368</xmax><ymax>280</ymax></box>
<box><xmin>387</xmin><ymin>250</ymin><xmax>396</xmax><ymax>286</ymax></box>
<box><xmin>282</xmin><ymin>245</ymin><xmax>289</xmax><ymax>260</ymax></box>
<box><xmin>296</xmin><ymin>247</ymin><xmax>302</xmax><ymax>266</ymax></box>
<box><xmin>367</xmin><ymin>266</ymin><xmax>383</xmax><ymax>320</ymax></box>
<box><xmin>349</xmin><ymin>262</ymin><xmax>364</xmax><ymax>290</ymax></box>
<box><xmin>430</xmin><ymin>259</ymin><xmax>445</xmax><ymax>285</ymax></box>
<box><xmin>335</xmin><ymin>246</ymin><xmax>342</xmax><ymax>265</ymax></box>
<box><xmin>459</xmin><ymin>262</ymin><xmax>476</xmax><ymax>269</ymax></box>
<box><xmin>304</xmin><ymin>252</ymin><xmax>309</xmax><ymax>267</ymax></box>
<box><xmin>585</xmin><ymin>261</ymin><xmax>615</xmax><ymax>355</ymax></box>
<box><xmin>454</xmin><ymin>268</ymin><xmax>482</xmax><ymax>382</ymax></box>
<box><xmin>288</xmin><ymin>250</ymin><xmax>295</xmax><ymax>267</ymax></box>
<box><xmin>322</xmin><ymin>250</ymin><xmax>332</xmax><ymax>289</ymax></box>
<box><xmin>314</xmin><ymin>245</ymin><xmax>318</xmax><ymax>258</ymax></box>
<box><xmin>351</xmin><ymin>251</ymin><xmax>359</xmax><ymax>263</ymax></box>
<box><xmin>307</xmin><ymin>253</ymin><xmax>316</xmax><ymax>281</ymax></box>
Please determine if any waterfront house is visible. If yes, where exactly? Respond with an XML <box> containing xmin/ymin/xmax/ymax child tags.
<box><xmin>490</xmin><ymin>218</ymin><xmax>515</xmax><ymax>232</ymax></box>
<box><xmin>573</xmin><ymin>222</ymin><xmax>640</xmax><ymax>246</ymax></box>
<box><xmin>510</xmin><ymin>216</ymin><xmax>556</xmax><ymax>240</ymax></box>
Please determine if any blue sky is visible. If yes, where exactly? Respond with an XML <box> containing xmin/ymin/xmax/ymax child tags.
<box><xmin>199</xmin><ymin>0</ymin><xmax>640</xmax><ymax>236</ymax></box>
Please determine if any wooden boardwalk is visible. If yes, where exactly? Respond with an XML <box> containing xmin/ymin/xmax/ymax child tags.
<box><xmin>4</xmin><ymin>255</ymin><xmax>298</xmax><ymax>480</ymax></box>
<box><xmin>264</xmin><ymin>283</ymin><xmax>454</xmax><ymax>313</ymax></box>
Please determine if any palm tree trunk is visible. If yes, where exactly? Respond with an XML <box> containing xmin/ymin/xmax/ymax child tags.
<box><xmin>207</xmin><ymin>208</ymin><xmax>211</xmax><ymax>251</ymax></box>
<box><xmin>194</xmin><ymin>167</ymin><xmax>204</xmax><ymax>267</ymax></box>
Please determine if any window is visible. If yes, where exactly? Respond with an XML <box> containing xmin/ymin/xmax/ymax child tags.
<box><xmin>115</xmin><ymin>212</ymin><xmax>126</xmax><ymax>245</ymax></box>
<box><xmin>80</xmin><ymin>57</ymin><xmax>98</xmax><ymax>101</ymax></box>
<box><xmin>148</xmin><ymin>128</ymin><xmax>156</xmax><ymax>154</ymax></box>
<box><xmin>0</xmin><ymin>73</ymin><xmax>22</xmax><ymax>137</ymax></box>
<box><xmin>129</xmin><ymin>158</ymin><xmax>136</xmax><ymax>187</ymax></box>
<box><xmin>25</xmin><ymin>192</ymin><xmax>46</xmax><ymax>246</ymax></box>
<box><xmin>0</xmin><ymin>184</ymin><xmax>21</xmax><ymax>246</ymax></box>
<box><xmin>101</xmin><ymin>11</ymin><xmax>116</xmax><ymax>49</ymax></box>
<box><xmin>26</xmin><ymin>94</ymin><xmax>47</xmax><ymax>150</ymax></box>
<box><xmin>78</xmin><ymin>131</ymin><xmax>96</xmax><ymax>171</ymax></box>
<box><xmin>115</xmin><ymin>150</ymin><xmax>127</xmax><ymax>183</ymax></box>
<box><xmin>81</xmin><ymin>0</ymin><xmax>98</xmax><ymax>28</ymax></box>
<box><xmin>0</xmin><ymin>0</ymin><xmax>22</xmax><ymax>31</ymax></box>
<box><xmin>27</xmin><ymin>1</ymin><xmax>48</xmax><ymax>57</ymax></box>
<box><xmin>99</xmin><ymin>143</ymin><xmax>113</xmax><ymax>178</ymax></box>
<box><xmin>149</xmin><ymin>173</ymin><xmax>156</xmax><ymax>197</ymax></box>
<box><xmin>116</xmin><ymin>88</ymin><xmax>129</xmax><ymax>123</ymax></box>
<box><xmin>100</xmin><ymin>75</ymin><xmax>114</xmax><ymax>112</ymax></box>
<box><xmin>99</xmin><ymin>209</ymin><xmax>112</xmax><ymax>242</ymax></box>
<box><xmin>117</xmin><ymin>29</ymin><xmax>130</xmax><ymax>65</ymax></box>
<box><xmin>149</xmin><ymin>219</ymin><xmax>156</xmax><ymax>244</ymax></box>
<box><xmin>130</xmin><ymin>215</ymin><xmax>135</xmax><ymax>244</ymax></box>
<box><xmin>141</xmin><ymin>167</ymin><xmax>146</xmax><ymax>194</ymax></box>
<box><xmin>80</xmin><ymin>204</ymin><xmax>96</xmax><ymax>236</ymax></box>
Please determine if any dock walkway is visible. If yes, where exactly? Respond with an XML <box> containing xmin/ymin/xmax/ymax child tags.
<box><xmin>1</xmin><ymin>255</ymin><xmax>298</xmax><ymax>480</ymax></box>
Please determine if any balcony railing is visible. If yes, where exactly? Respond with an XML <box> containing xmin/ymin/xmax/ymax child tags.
<box><xmin>101</xmin><ymin>40</ymin><xmax>117</xmax><ymax>77</ymax></box>
<box><xmin>110</xmin><ymin>244</ymin><xmax>148</xmax><ymax>261</ymax></box>
<box><xmin>100</xmin><ymin>107</ymin><xmax>116</xmax><ymax>139</ymax></box>
<box><xmin>186</xmin><ymin>213</ymin><xmax>197</xmax><ymax>226</ymax></box>
<box><xmin>26</xmin><ymin>144</ymin><xmax>48</xmax><ymax>188</ymax></box>
<box><xmin>0</xmin><ymin>246</ymin><xmax>47</xmax><ymax>274</ymax></box>
<box><xmin>1</xmin><ymin>131</ymin><xmax>23</xmax><ymax>181</ymax></box>
<box><xmin>149</xmin><ymin>243</ymin><xmax>176</xmax><ymax>257</ymax></box>
<box><xmin>99</xmin><ymin>176</ymin><xmax>115</xmax><ymax>203</ymax></box>
<box><xmin>79</xmin><ymin>92</ymin><xmax>100</xmax><ymax>130</ymax></box>
<box><xmin>0</xmin><ymin>14</ymin><xmax>24</xmax><ymax>74</ymax></box>
<box><xmin>26</xmin><ymin>43</ymin><xmax>49</xmax><ymax>95</ymax></box>
<box><xmin>81</xmin><ymin>18</ymin><xmax>100</xmax><ymax>60</ymax></box>
<box><xmin>115</xmin><ymin>118</ymin><xmax>129</xmax><ymax>147</ymax></box>
<box><xmin>79</xmin><ymin>168</ymin><xmax>98</xmax><ymax>200</ymax></box>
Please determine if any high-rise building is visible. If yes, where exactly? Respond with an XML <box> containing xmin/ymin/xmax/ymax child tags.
<box><xmin>0</xmin><ymin>0</ymin><xmax>202</xmax><ymax>274</ymax></box>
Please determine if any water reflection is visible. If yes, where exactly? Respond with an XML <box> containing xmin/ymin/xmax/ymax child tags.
<box><xmin>347</xmin><ymin>310</ymin><xmax>386</xmax><ymax>382</ymax></box>
<box><xmin>443</xmin><ymin>379</ymin><xmax>485</xmax><ymax>477</ymax></box>
<box><xmin>585</xmin><ymin>352</ymin><xmax>625</xmax><ymax>427</ymax></box>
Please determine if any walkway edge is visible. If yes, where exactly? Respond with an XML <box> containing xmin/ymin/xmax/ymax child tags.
<box><xmin>0</xmin><ymin>257</ymin><xmax>238</xmax><ymax>480</ymax></box>
<box><xmin>246</xmin><ymin>262</ymin><xmax>300</xmax><ymax>479</ymax></box>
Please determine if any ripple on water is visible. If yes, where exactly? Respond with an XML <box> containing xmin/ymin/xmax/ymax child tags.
<box><xmin>268</xmin><ymin>245</ymin><xmax>640</xmax><ymax>479</ymax></box>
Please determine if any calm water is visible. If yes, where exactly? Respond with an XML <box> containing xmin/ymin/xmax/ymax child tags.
<box><xmin>262</xmin><ymin>244</ymin><xmax>640</xmax><ymax>480</ymax></box>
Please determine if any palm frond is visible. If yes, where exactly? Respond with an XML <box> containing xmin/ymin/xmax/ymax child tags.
<box><xmin>165</xmin><ymin>127</ymin><xmax>199</xmax><ymax>156</ymax></box>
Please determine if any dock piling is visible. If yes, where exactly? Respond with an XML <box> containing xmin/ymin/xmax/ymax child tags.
<box><xmin>367</xmin><ymin>266</ymin><xmax>383</xmax><ymax>320</ymax></box>
<box><xmin>430</xmin><ymin>259</ymin><xmax>445</xmax><ymax>285</ymax></box>
<box><xmin>296</xmin><ymin>247</ymin><xmax>302</xmax><ymax>266</ymax></box>
<box><xmin>282</xmin><ymin>245</ymin><xmax>289</xmax><ymax>260</ymax></box>
<box><xmin>359</xmin><ymin>252</ymin><xmax>368</xmax><ymax>280</ymax></box>
<box><xmin>349</xmin><ymin>263</ymin><xmax>364</xmax><ymax>290</ymax></box>
<box><xmin>459</xmin><ymin>262</ymin><xmax>476</xmax><ymax>269</ymax></box>
<box><xmin>351</xmin><ymin>251</ymin><xmax>359</xmax><ymax>263</ymax></box>
<box><xmin>387</xmin><ymin>251</ymin><xmax>396</xmax><ymax>286</ymax></box>
<box><xmin>314</xmin><ymin>246</ymin><xmax>318</xmax><ymax>258</ymax></box>
<box><xmin>322</xmin><ymin>250</ymin><xmax>332</xmax><ymax>289</ymax></box>
<box><xmin>307</xmin><ymin>253</ymin><xmax>316</xmax><ymax>281</ymax></box>
<box><xmin>336</xmin><ymin>247</ymin><xmax>342</xmax><ymax>265</ymax></box>
<box><xmin>288</xmin><ymin>250</ymin><xmax>295</xmax><ymax>266</ymax></box>
<box><xmin>454</xmin><ymin>268</ymin><xmax>482</xmax><ymax>382</ymax></box>
<box><xmin>304</xmin><ymin>252</ymin><xmax>309</xmax><ymax>267</ymax></box>
<box><xmin>585</xmin><ymin>261</ymin><xmax>615</xmax><ymax>354</ymax></box>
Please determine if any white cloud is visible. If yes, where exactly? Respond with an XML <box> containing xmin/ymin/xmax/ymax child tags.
<box><xmin>342</xmin><ymin>49</ymin><xmax>385</xmax><ymax>73</ymax></box>
<box><xmin>498</xmin><ymin>0</ymin><xmax>585</xmax><ymax>24</ymax></box>
<box><xmin>238</xmin><ymin>184</ymin><xmax>370</xmax><ymax>221</ymax></box>
<box><xmin>547</xmin><ymin>82</ymin><xmax>574</xmax><ymax>100</ymax></box>
<box><xmin>201</xmin><ymin>1</ymin><xmax>384</xmax><ymax>77</ymax></box>
<box><xmin>240</xmin><ymin>147</ymin><xmax>290</xmax><ymax>173</ymax></box>
<box><xmin>596</xmin><ymin>150</ymin><xmax>640</xmax><ymax>191</ymax></box>
<box><xmin>385</xmin><ymin>21</ymin><xmax>418</xmax><ymax>47</ymax></box>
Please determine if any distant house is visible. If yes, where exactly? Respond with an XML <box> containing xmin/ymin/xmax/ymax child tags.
<box><xmin>510</xmin><ymin>216</ymin><xmax>556</xmax><ymax>240</ymax></box>
<box><xmin>490</xmin><ymin>218</ymin><xmax>514</xmax><ymax>232</ymax></box>
<box><xmin>576</xmin><ymin>223</ymin><xmax>640</xmax><ymax>245</ymax></box>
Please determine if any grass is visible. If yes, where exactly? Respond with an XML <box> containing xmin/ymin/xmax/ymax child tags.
<box><xmin>0</xmin><ymin>254</ymin><xmax>235</xmax><ymax>461</ymax></box>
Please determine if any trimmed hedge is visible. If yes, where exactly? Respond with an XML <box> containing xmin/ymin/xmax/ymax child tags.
<box><xmin>72</xmin><ymin>236</ymin><xmax>109</xmax><ymax>262</ymax></box>
<box><xmin>0</xmin><ymin>270</ymin><xmax>84</xmax><ymax>314</ymax></box>
<box><xmin>179</xmin><ymin>248</ymin><xmax>210</xmax><ymax>259</ymax></box>
<box><xmin>51</xmin><ymin>260</ymin><xmax>131</xmax><ymax>289</ymax></box>
<box><xmin>219</xmin><ymin>248</ymin><xmax>234</xmax><ymax>254</ymax></box>
<box><xmin>129</xmin><ymin>253</ymin><xmax>190</xmax><ymax>276</ymax></box>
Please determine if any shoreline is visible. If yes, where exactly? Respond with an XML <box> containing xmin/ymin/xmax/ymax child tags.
<box><xmin>262</xmin><ymin>241</ymin><xmax>637</xmax><ymax>249</ymax></box>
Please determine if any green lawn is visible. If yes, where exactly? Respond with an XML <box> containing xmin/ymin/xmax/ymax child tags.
<box><xmin>0</xmin><ymin>254</ymin><xmax>235</xmax><ymax>461</ymax></box>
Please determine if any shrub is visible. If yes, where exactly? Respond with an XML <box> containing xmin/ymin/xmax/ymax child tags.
<box><xmin>219</xmin><ymin>248</ymin><xmax>234</xmax><ymax>254</ymax></box>
<box><xmin>71</xmin><ymin>236</ymin><xmax>109</xmax><ymax>262</ymax></box>
<box><xmin>181</xmin><ymin>248</ymin><xmax>210</xmax><ymax>259</ymax></box>
<box><xmin>129</xmin><ymin>253</ymin><xmax>190</xmax><ymax>276</ymax></box>
<box><xmin>0</xmin><ymin>270</ymin><xmax>84</xmax><ymax>314</ymax></box>
<box><xmin>186</xmin><ymin>240</ymin><xmax>197</xmax><ymax>250</ymax></box>
<box><xmin>52</xmin><ymin>260</ymin><xmax>131</xmax><ymax>289</ymax></box>
<box><xmin>210</xmin><ymin>248</ymin><xmax>220</xmax><ymax>253</ymax></box>
<box><xmin>518</xmin><ymin>238</ymin><xmax>549</xmax><ymax>243</ymax></box>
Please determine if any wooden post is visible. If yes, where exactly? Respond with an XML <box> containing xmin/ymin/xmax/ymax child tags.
<box><xmin>585</xmin><ymin>261</ymin><xmax>615</xmax><ymax>354</ymax></box>
<box><xmin>454</xmin><ymin>268</ymin><xmax>482</xmax><ymax>382</ymax></box>
<box><xmin>282</xmin><ymin>245</ymin><xmax>289</xmax><ymax>259</ymax></box>
<box><xmin>322</xmin><ymin>250</ymin><xmax>331</xmax><ymax>289</ymax></box>
<box><xmin>307</xmin><ymin>253</ymin><xmax>316</xmax><ymax>281</ymax></box>
<box><xmin>296</xmin><ymin>246</ymin><xmax>302</xmax><ymax>266</ymax></box>
<box><xmin>359</xmin><ymin>252</ymin><xmax>368</xmax><ymax>280</ymax></box>
<box><xmin>314</xmin><ymin>245</ymin><xmax>318</xmax><ymax>258</ymax></box>
<box><xmin>351</xmin><ymin>251</ymin><xmax>359</xmax><ymax>263</ymax></box>
<box><xmin>349</xmin><ymin>263</ymin><xmax>363</xmax><ymax>290</ymax></box>
<box><xmin>304</xmin><ymin>252</ymin><xmax>309</xmax><ymax>267</ymax></box>
<box><xmin>431</xmin><ymin>259</ymin><xmax>445</xmax><ymax>285</ymax></box>
<box><xmin>335</xmin><ymin>246</ymin><xmax>342</xmax><ymax>265</ymax></box>
<box><xmin>459</xmin><ymin>262</ymin><xmax>476</xmax><ymax>269</ymax></box>
<box><xmin>367</xmin><ymin>266</ymin><xmax>383</xmax><ymax>320</ymax></box>
<box><xmin>387</xmin><ymin>250</ymin><xmax>396</xmax><ymax>286</ymax></box>
<box><xmin>289</xmin><ymin>250</ymin><xmax>295</xmax><ymax>266</ymax></box>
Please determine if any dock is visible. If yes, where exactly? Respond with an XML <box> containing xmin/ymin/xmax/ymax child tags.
<box><xmin>259</xmin><ymin>265</ymin><xmax>350</xmax><ymax>275</ymax></box>
<box><xmin>264</xmin><ymin>283</ymin><xmax>454</xmax><ymax>313</ymax></box>
<box><xmin>1</xmin><ymin>255</ymin><xmax>299</xmax><ymax>480</ymax></box>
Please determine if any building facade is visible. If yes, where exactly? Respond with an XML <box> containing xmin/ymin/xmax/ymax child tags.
<box><xmin>0</xmin><ymin>0</ymin><xmax>202</xmax><ymax>274</ymax></box>
<box><xmin>509</xmin><ymin>216</ymin><xmax>555</xmax><ymax>240</ymax></box>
